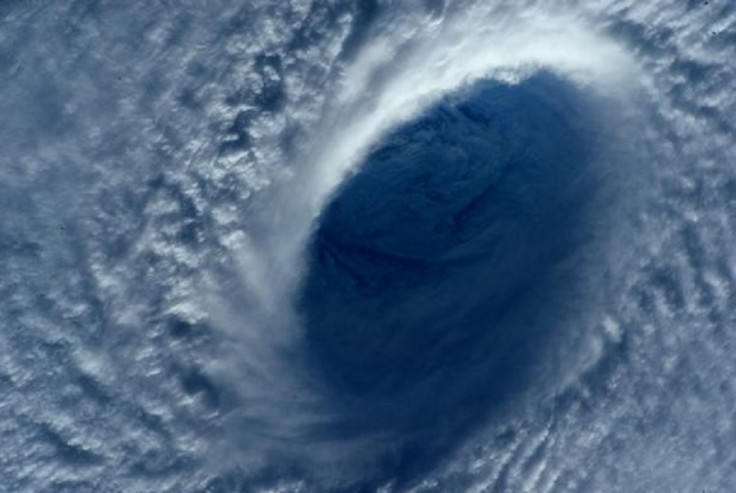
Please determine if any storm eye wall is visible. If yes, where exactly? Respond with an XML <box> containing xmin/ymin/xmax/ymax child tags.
<box><xmin>298</xmin><ymin>71</ymin><xmax>601</xmax><ymax>406</ymax></box>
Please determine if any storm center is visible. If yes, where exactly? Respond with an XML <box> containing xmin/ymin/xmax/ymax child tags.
<box><xmin>298</xmin><ymin>71</ymin><xmax>598</xmax><ymax>402</ymax></box>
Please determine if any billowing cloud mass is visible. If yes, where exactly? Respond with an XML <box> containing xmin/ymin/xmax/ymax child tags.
<box><xmin>1</xmin><ymin>0</ymin><xmax>736</xmax><ymax>491</ymax></box>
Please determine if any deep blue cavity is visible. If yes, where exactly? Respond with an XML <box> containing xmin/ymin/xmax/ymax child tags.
<box><xmin>297</xmin><ymin>72</ymin><xmax>601</xmax><ymax>469</ymax></box>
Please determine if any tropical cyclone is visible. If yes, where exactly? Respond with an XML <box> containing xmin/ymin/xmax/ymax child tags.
<box><xmin>1</xmin><ymin>1</ymin><xmax>735</xmax><ymax>492</ymax></box>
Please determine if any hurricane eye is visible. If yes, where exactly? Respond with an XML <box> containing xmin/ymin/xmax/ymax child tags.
<box><xmin>298</xmin><ymin>71</ymin><xmax>601</xmax><ymax>404</ymax></box>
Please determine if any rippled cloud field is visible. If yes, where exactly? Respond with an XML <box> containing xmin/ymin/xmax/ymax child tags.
<box><xmin>2</xmin><ymin>1</ymin><xmax>736</xmax><ymax>491</ymax></box>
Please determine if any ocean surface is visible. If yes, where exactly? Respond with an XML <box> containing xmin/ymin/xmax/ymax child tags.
<box><xmin>2</xmin><ymin>1</ymin><xmax>736</xmax><ymax>491</ymax></box>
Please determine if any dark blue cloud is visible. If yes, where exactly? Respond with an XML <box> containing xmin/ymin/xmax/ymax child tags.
<box><xmin>296</xmin><ymin>73</ymin><xmax>604</xmax><ymax>476</ymax></box>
